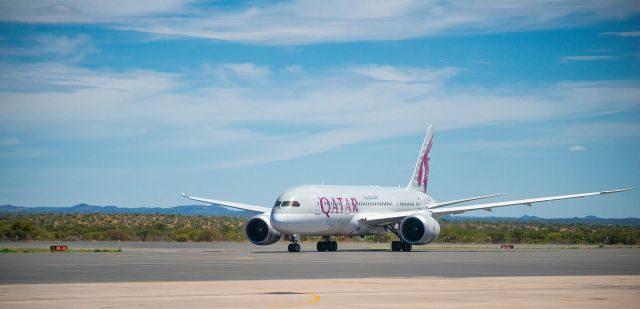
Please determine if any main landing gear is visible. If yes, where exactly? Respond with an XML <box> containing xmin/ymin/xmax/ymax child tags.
<box><xmin>287</xmin><ymin>234</ymin><xmax>301</xmax><ymax>253</ymax></box>
<box><xmin>386</xmin><ymin>224</ymin><xmax>412</xmax><ymax>252</ymax></box>
<box><xmin>317</xmin><ymin>236</ymin><xmax>337</xmax><ymax>252</ymax></box>
<box><xmin>391</xmin><ymin>240</ymin><xmax>412</xmax><ymax>252</ymax></box>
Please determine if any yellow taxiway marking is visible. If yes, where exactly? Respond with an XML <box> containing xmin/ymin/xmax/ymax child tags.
<box><xmin>266</xmin><ymin>293</ymin><xmax>321</xmax><ymax>309</ymax></box>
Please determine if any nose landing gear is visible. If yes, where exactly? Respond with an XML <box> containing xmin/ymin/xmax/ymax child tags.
<box><xmin>287</xmin><ymin>234</ymin><xmax>301</xmax><ymax>252</ymax></box>
<box><xmin>317</xmin><ymin>236</ymin><xmax>337</xmax><ymax>252</ymax></box>
<box><xmin>287</xmin><ymin>243</ymin><xmax>300</xmax><ymax>252</ymax></box>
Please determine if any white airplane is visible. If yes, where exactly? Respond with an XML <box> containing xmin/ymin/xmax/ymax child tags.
<box><xmin>182</xmin><ymin>125</ymin><xmax>632</xmax><ymax>252</ymax></box>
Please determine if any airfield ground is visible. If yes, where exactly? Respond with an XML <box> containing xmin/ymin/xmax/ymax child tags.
<box><xmin>1</xmin><ymin>242</ymin><xmax>639</xmax><ymax>308</ymax></box>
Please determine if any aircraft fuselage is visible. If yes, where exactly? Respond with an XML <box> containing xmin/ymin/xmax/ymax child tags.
<box><xmin>270</xmin><ymin>185</ymin><xmax>434</xmax><ymax>235</ymax></box>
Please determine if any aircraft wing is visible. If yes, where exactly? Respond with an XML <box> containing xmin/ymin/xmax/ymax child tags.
<box><xmin>359</xmin><ymin>210</ymin><xmax>421</xmax><ymax>226</ymax></box>
<box><xmin>360</xmin><ymin>193</ymin><xmax>507</xmax><ymax>225</ymax></box>
<box><xmin>360</xmin><ymin>188</ymin><xmax>632</xmax><ymax>226</ymax></box>
<box><xmin>430</xmin><ymin>188</ymin><xmax>633</xmax><ymax>215</ymax></box>
<box><xmin>429</xmin><ymin>193</ymin><xmax>506</xmax><ymax>209</ymax></box>
<box><xmin>181</xmin><ymin>193</ymin><xmax>271</xmax><ymax>214</ymax></box>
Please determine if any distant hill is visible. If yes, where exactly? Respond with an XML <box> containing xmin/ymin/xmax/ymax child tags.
<box><xmin>442</xmin><ymin>214</ymin><xmax>640</xmax><ymax>227</ymax></box>
<box><xmin>0</xmin><ymin>203</ymin><xmax>254</xmax><ymax>217</ymax></box>
<box><xmin>1</xmin><ymin>204</ymin><xmax>638</xmax><ymax>226</ymax></box>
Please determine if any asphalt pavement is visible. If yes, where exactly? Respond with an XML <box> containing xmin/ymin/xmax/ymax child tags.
<box><xmin>1</xmin><ymin>242</ymin><xmax>639</xmax><ymax>284</ymax></box>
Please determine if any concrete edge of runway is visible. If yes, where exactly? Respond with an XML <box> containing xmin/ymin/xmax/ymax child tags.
<box><xmin>1</xmin><ymin>276</ymin><xmax>638</xmax><ymax>308</ymax></box>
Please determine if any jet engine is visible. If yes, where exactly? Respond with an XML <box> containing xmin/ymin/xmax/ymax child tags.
<box><xmin>244</xmin><ymin>214</ymin><xmax>281</xmax><ymax>245</ymax></box>
<box><xmin>399</xmin><ymin>213</ymin><xmax>441</xmax><ymax>245</ymax></box>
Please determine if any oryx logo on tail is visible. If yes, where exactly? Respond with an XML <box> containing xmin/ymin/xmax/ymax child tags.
<box><xmin>408</xmin><ymin>125</ymin><xmax>434</xmax><ymax>193</ymax></box>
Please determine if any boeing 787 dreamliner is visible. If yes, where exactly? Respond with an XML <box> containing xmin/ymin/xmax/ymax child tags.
<box><xmin>182</xmin><ymin>126</ymin><xmax>631</xmax><ymax>252</ymax></box>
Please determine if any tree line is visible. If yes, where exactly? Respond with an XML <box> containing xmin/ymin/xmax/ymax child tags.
<box><xmin>1</xmin><ymin>214</ymin><xmax>639</xmax><ymax>245</ymax></box>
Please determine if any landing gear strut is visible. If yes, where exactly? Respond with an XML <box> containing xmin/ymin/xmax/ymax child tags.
<box><xmin>287</xmin><ymin>234</ymin><xmax>301</xmax><ymax>253</ymax></box>
<box><xmin>317</xmin><ymin>236</ymin><xmax>337</xmax><ymax>252</ymax></box>
<box><xmin>387</xmin><ymin>224</ymin><xmax>412</xmax><ymax>252</ymax></box>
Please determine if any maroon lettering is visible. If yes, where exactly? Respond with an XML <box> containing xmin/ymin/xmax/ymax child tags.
<box><xmin>344</xmin><ymin>198</ymin><xmax>352</xmax><ymax>214</ymax></box>
<box><xmin>319</xmin><ymin>197</ymin><xmax>331</xmax><ymax>218</ymax></box>
<box><xmin>319</xmin><ymin>196</ymin><xmax>359</xmax><ymax>218</ymax></box>
<box><xmin>350</xmin><ymin>198</ymin><xmax>359</xmax><ymax>213</ymax></box>
<box><xmin>331</xmin><ymin>197</ymin><xmax>339</xmax><ymax>213</ymax></box>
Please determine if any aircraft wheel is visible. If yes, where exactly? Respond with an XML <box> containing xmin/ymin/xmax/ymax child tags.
<box><xmin>293</xmin><ymin>243</ymin><xmax>301</xmax><ymax>252</ymax></box>
<box><xmin>288</xmin><ymin>244</ymin><xmax>294</xmax><ymax>252</ymax></box>
<box><xmin>330</xmin><ymin>241</ymin><xmax>338</xmax><ymax>252</ymax></box>
<box><xmin>317</xmin><ymin>241</ymin><xmax>323</xmax><ymax>252</ymax></box>
<box><xmin>401</xmin><ymin>242</ymin><xmax>412</xmax><ymax>252</ymax></box>
<box><xmin>391</xmin><ymin>241</ymin><xmax>402</xmax><ymax>252</ymax></box>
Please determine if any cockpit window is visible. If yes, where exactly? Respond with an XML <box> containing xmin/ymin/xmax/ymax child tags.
<box><xmin>274</xmin><ymin>201</ymin><xmax>281</xmax><ymax>207</ymax></box>
<box><xmin>292</xmin><ymin>201</ymin><xmax>300</xmax><ymax>207</ymax></box>
<box><xmin>281</xmin><ymin>201</ymin><xmax>291</xmax><ymax>207</ymax></box>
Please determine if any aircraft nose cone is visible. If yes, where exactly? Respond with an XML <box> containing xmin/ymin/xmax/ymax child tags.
<box><xmin>270</xmin><ymin>213</ymin><xmax>288</xmax><ymax>232</ymax></box>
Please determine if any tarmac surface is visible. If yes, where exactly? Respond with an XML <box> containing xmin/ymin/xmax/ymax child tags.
<box><xmin>1</xmin><ymin>241</ymin><xmax>639</xmax><ymax>284</ymax></box>
<box><xmin>2</xmin><ymin>276</ymin><xmax>639</xmax><ymax>308</ymax></box>
<box><xmin>2</xmin><ymin>242</ymin><xmax>639</xmax><ymax>308</ymax></box>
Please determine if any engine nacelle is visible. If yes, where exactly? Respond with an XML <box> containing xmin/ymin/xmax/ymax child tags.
<box><xmin>244</xmin><ymin>214</ymin><xmax>281</xmax><ymax>245</ymax></box>
<box><xmin>400</xmin><ymin>213</ymin><xmax>441</xmax><ymax>245</ymax></box>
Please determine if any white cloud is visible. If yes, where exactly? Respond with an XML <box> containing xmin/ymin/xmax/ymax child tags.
<box><xmin>0</xmin><ymin>0</ymin><xmax>186</xmax><ymax>23</ymax></box>
<box><xmin>31</xmin><ymin>34</ymin><xmax>96</xmax><ymax>56</ymax></box>
<box><xmin>211</xmin><ymin>63</ymin><xmax>270</xmax><ymax>81</ymax></box>
<box><xmin>0</xmin><ymin>34</ymin><xmax>96</xmax><ymax>60</ymax></box>
<box><xmin>470</xmin><ymin>60</ymin><xmax>492</xmax><ymax>65</ymax></box>
<box><xmin>0</xmin><ymin>62</ymin><xmax>638</xmax><ymax>167</ymax></box>
<box><xmin>600</xmin><ymin>31</ymin><xmax>640</xmax><ymax>37</ymax></box>
<box><xmin>0</xmin><ymin>1</ymin><xmax>638</xmax><ymax>44</ymax></box>
<box><xmin>0</xmin><ymin>138</ymin><xmax>20</xmax><ymax>147</ymax></box>
<box><xmin>284</xmin><ymin>65</ymin><xmax>303</xmax><ymax>75</ymax></box>
<box><xmin>349</xmin><ymin>65</ymin><xmax>459</xmax><ymax>83</ymax></box>
<box><xmin>570</xmin><ymin>145</ymin><xmax>587</xmax><ymax>151</ymax></box>
<box><xmin>561</xmin><ymin>55</ymin><xmax>616</xmax><ymax>62</ymax></box>
<box><xmin>0</xmin><ymin>147</ymin><xmax>57</xmax><ymax>159</ymax></box>
<box><xmin>451</xmin><ymin>122</ymin><xmax>640</xmax><ymax>151</ymax></box>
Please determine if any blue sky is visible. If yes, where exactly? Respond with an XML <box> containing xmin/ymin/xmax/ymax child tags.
<box><xmin>0</xmin><ymin>1</ymin><xmax>638</xmax><ymax>217</ymax></box>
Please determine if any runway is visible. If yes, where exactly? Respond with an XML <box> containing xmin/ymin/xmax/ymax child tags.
<box><xmin>1</xmin><ymin>242</ymin><xmax>639</xmax><ymax>308</ymax></box>
<box><xmin>1</xmin><ymin>242</ymin><xmax>639</xmax><ymax>284</ymax></box>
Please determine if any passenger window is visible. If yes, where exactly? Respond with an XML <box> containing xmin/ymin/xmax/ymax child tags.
<box><xmin>274</xmin><ymin>201</ymin><xmax>281</xmax><ymax>207</ymax></box>
<box><xmin>281</xmin><ymin>201</ymin><xmax>291</xmax><ymax>207</ymax></box>
<box><xmin>292</xmin><ymin>201</ymin><xmax>300</xmax><ymax>207</ymax></box>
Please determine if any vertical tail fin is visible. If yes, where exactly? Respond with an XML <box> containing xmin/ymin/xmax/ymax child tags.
<box><xmin>407</xmin><ymin>125</ymin><xmax>435</xmax><ymax>193</ymax></box>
